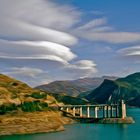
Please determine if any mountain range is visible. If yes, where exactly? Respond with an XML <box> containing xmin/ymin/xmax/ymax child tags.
<box><xmin>35</xmin><ymin>72</ymin><xmax>140</xmax><ymax>107</ymax></box>
<box><xmin>85</xmin><ymin>72</ymin><xmax>140</xmax><ymax>107</ymax></box>
<box><xmin>35</xmin><ymin>76</ymin><xmax>117</xmax><ymax>97</ymax></box>
<box><xmin>1</xmin><ymin>72</ymin><xmax>140</xmax><ymax>110</ymax></box>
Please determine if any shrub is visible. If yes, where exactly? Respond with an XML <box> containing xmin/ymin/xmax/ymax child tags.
<box><xmin>21</xmin><ymin>101</ymin><xmax>48</xmax><ymax>112</ymax></box>
<box><xmin>0</xmin><ymin>103</ymin><xmax>17</xmax><ymax>115</ymax></box>
<box><xmin>21</xmin><ymin>101</ymin><xmax>42</xmax><ymax>112</ymax></box>
<box><xmin>30</xmin><ymin>92</ymin><xmax>47</xmax><ymax>99</ymax></box>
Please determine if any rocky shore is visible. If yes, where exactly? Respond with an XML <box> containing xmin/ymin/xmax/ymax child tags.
<box><xmin>0</xmin><ymin>111</ymin><xmax>75</xmax><ymax>136</ymax></box>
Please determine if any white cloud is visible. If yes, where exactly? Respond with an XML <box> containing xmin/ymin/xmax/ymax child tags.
<box><xmin>74</xmin><ymin>60</ymin><xmax>97</xmax><ymax>68</ymax></box>
<box><xmin>6</xmin><ymin>67</ymin><xmax>45</xmax><ymax>78</ymax></box>
<box><xmin>74</xmin><ymin>16</ymin><xmax>140</xmax><ymax>44</ymax></box>
<box><xmin>2</xmin><ymin>61</ymin><xmax>98</xmax><ymax>86</ymax></box>
<box><xmin>0</xmin><ymin>0</ymin><xmax>80</xmax><ymax>46</ymax></box>
<box><xmin>115</xmin><ymin>46</ymin><xmax>140</xmax><ymax>65</ymax></box>
<box><xmin>118</xmin><ymin>46</ymin><xmax>140</xmax><ymax>56</ymax></box>
<box><xmin>0</xmin><ymin>0</ymin><xmax>80</xmax><ymax>30</ymax></box>
<box><xmin>64</xmin><ymin>60</ymin><xmax>98</xmax><ymax>79</ymax></box>
<box><xmin>0</xmin><ymin>17</ymin><xmax>77</xmax><ymax>46</ymax></box>
<box><xmin>77</xmin><ymin>17</ymin><xmax>107</xmax><ymax>30</ymax></box>
<box><xmin>3</xmin><ymin>67</ymin><xmax>51</xmax><ymax>86</ymax></box>
<box><xmin>0</xmin><ymin>40</ymin><xmax>77</xmax><ymax>64</ymax></box>
<box><xmin>90</xmin><ymin>26</ymin><xmax>114</xmax><ymax>32</ymax></box>
<box><xmin>81</xmin><ymin>32</ymin><xmax>140</xmax><ymax>44</ymax></box>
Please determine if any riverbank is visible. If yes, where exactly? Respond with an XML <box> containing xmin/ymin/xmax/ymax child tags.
<box><xmin>0</xmin><ymin>108</ymin><xmax>139</xmax><ymax>140</ymax></box>
<box><xmin>0</xmin><ymin>111</ymin><xmax>75</xmax><ymax>136</ymax></box>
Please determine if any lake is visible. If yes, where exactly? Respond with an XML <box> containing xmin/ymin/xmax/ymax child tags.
<box><xmin>0</xmin><ymin>108</ymin><xmax>139</xmax><ymax>140</ymax></box>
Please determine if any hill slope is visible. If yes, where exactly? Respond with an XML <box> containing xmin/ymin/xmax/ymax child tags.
<box><xmin>86</xmin><ymin>72</ymin><xmax>140</xmax><ymax>107</ymax></box>
<box><xmin>0</xmin><ymin>74</ymin><xmax>75</xmax><ymax>135</ymax></box>
<box><xmin>0</xmin><ymin>74</ymin><xmax>89</xmax><ymax>114</ymax></box>
<box><xmin>35</xmin><ymin>76</ymin><xmax>117</xmax><ymax>97</ymax></box>
<box><xmin>0</xmin><ymin>74</ymin><xmax>60</xmax><ymax>114</ymax></box>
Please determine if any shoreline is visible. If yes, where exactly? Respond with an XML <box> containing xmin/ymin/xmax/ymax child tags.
<box><xmin>0</xmin><ymin>111</ymin><xmax>75</xmax><ymax>136</ymax></box>
<box><xmin>0</xmin><ymin>110</ymin><xmax>135</xmax><ymax>136</ymax></box>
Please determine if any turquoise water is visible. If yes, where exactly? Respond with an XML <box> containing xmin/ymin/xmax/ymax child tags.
<box><xmin>0</xmin><ymin>108</ymin><xmax>140</xmax><ymax>140</ymax></box>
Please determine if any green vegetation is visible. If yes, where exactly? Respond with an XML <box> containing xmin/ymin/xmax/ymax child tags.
<box><xmin>26</xmin><ymin>92</ymin><xmax>48</xmax><ymax>99</ymax></box>
<box><xmin>0</xmin><ymin>74</ymin><xmax>58</xmax><ymax>115</ymax></box>
<box><xmin>0</xmin><ymin>103</ymin><xmax>17</xmax><ymax>115</ymax></box>
<box><xmin>48</xmin><ymin>93</ymin><xmax>89</xmax><ymax>105</ymax></box>
<box><xmin>85</xmin><ymin>72</ymin><xmax>140</xmax><ymax>107</ymax></box>
<box><xmin>21</xmin><ymin>101</ymin><xmax>48</xmax><ymax>112</ymax></box>
<box><xmin>0</xmin><ymin>101</ymin><xmax>49</xmax><ymax>114</ymax></box>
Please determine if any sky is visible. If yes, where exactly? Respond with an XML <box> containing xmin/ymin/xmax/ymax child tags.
<box><xmin>0</xmin><ymin>0</ymin><xmax>140</xmax><ymax>86</ymax></box>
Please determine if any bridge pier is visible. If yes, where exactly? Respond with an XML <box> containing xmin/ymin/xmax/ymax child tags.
<box><xmin>66</xmin><ymin>107</ymin><xmax>69</xmax><ymax>112</ymax></box>
<box><xmin>119</xmin><ymin>100</ymin><xmax>126</xmax><ymax>118</ymax></box>
<box><xmin>73</xmin><ymin>107</ymin><xmax>76</xmax><ymax>116</ymax></box>
<box><xmin>87</xmin><ymin>106</ymin><xmax>90</xmax><ymax>118</ymax></box>
<box><xmin>95</xmin><ymin>107</ymin><xmax>98</xmax><ymax>118</ymax></box>
<box><xmin>80</xmin><ymin>107</ymin><xmax>83</xmax><ymax>117</ymax></box>
<box><xmin>122</xmin><ymin>101</ymin><xmax>126</xmax><ymax>118</ymax></box>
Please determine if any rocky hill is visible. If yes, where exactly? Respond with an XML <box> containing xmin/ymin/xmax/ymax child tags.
<box><xmin>0</xmin><ymin>74</ymin><xmax>75</xmax><ymax>136</ymax></box>
<box><xmin>35</xmin><ymin>76</ymin><xmax>117</xmax><ymax>97</ymax></box>
<box><xmin>0</xmin><ymin>74</ymin><xmax>61</xmax><ymax>114</ymax></box>
<box><xmin>85</xmin><ymin>72</ymin><xmax>140</xmax><ymax>107</ymax></box>
<box><xmin>0</xmin><ymin>74</ymin><xmax>89</xmax><ymax>114</ymax></box>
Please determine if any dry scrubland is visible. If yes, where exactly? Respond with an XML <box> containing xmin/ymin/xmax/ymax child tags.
<box><xmin>0</xmin><ymin>111</ymin><xmax>74</xmax><ymax>136</ymax></box>
<box><xmin>0</xmin><ymin>74</ymin><xmax>74</xmax><ymax>136</ymax></box>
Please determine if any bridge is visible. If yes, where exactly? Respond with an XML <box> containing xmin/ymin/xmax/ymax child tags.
<box><xmin>59</xmin><ymin>100</ymin><xmax>127</xmax><ymax>122</ymax></box>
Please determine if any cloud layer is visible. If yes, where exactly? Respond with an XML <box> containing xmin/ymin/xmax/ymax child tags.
<box><xmin>0</xmin><ymin>0</ymin><xmax>98</xmax><ymax>86</ymax></box>
<box><xmin>81</xmin><ymin>32</ymin><xmax>140</xmax><ymax>44</ymax></box>
<box><xmin>0</xmin><ymin>0</ymin><xmax>79</xmax><ymax>46</ymax></box>
<box><xmin>3</xmin><ymin>67</ymin><xmax>51</xmax><ymax>86</ymax></box>
<box><xmin>0</xmin><ymin>40</ymin><xmax>76</xmax><ymax>64</ymax></box>
<box><xmin>1</xmin><ymin>0</ymin><xmax>140</xmax><ymax>86</ymax></box>
<box><xmin>64</xmin><ymin>60</ymin><xmax>97</xmax><ymax>79</ymax></box>
<box><xmin>118</xmin><ymin>46</ymin><xmax>140</xmax><ymax>57</ymax></box>
<box><xmin>74</xmin><ymin>17</ymin><xmax>140</xmax><ymax>44</ymax></box>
